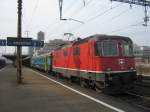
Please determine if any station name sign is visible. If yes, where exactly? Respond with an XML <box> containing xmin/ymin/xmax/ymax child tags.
<box><xmin>0</xmin><ymin>39</ymin><xmax>6</xmax><ymax>46</ymax></box>
<box><xmin>32</xmin><ymin>40</ymin><xmax>44</xmax><ymax>47</ymax></box>
<box><xmin>0</xmin><ymin>37</ymin><xmax>44</xmax><ymax>47</ymax></box>
<box><xmin>7</xmin><ymin>37</ymin><xmax>32</xmax><ymax>46</ymax></box>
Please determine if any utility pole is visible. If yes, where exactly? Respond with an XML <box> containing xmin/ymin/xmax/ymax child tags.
<box><xmin>17</xmin><ymin>0</ymin><xmax>22</xmax><ymax>83</ymax></box>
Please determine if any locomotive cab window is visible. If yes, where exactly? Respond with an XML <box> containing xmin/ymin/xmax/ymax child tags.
<box><xmin>73</xmin><ymin>47</ymin><xmax>80</xmax><ymax>56</ymax></box>
<box><xmin>95</xmin><ymin>40</ymin><xmax>117</xmax><ymax>56</ymax></box>
<box><xmin>102</xmin><ymin>40</ymin><xmax>117</xmax><ymax>56</ymax></box>
<box><xmin>123</xmin><ymin>40</ymin><xmax>133</xmax><ymax>56</ymax></box>
<box><xmin>95</xmin><ymin>42</ymin><xmax>102</xmax><ymax>56</ymax></box>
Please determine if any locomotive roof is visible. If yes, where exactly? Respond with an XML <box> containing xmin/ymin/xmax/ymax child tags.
<box><xmin>53</xmin><ymin>34</ymin><xmax>132</xmax><ymax>50</ymax></box>
<box><xmin>72</xmin><ymin>34</ymin><xmax>132</xmax><ymax>46</ymax></box>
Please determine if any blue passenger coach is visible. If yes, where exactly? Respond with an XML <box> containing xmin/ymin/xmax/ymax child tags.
<box><xmin>31</xmin><ymin>53</ymin><xmax>52</xmax><ymax>72</ymax></box>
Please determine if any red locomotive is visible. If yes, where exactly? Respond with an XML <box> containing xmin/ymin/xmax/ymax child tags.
<box><xmin>52</xmin><ymin>34</ymin><xmax>137</xmax><ymax>93</ymax></box>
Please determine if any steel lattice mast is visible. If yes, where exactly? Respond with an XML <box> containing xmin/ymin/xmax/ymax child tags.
<box><xmin>111</xmin><ymin>0</ymin><xmax>150</xmax><ymax>26</ymax></box>
<box><xmin>110</xmin><ymin>0</ymin><xmax>150</xmax><ymax>6</ymax></box>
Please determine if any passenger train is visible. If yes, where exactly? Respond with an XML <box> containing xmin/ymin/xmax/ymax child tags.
<box><xmin>31</xmin><ymin>34</ymin><xmax>137</xmax><ymax>94</ymax></box>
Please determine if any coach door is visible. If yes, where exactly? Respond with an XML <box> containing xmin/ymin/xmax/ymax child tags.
<box><xmin>49</xmin><ymin>53</ymin><xmax>53</xmax><ymax>72</ymax></box>
<box><xmin>44</xmin><ymin>56</ymin><xmax>48</xmax><ymax>72</ymax></box>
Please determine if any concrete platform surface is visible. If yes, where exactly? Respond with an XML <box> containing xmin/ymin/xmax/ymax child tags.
<box><xmin>0</xmin><ymin>65</ymin><xmax>115</xmax><ymax>112</ymax></box>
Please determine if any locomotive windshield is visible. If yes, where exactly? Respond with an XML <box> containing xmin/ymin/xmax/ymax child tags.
<box><xmin>95</xmin><ymin>40</ymin><xmax>117</xmax><ymax>56</ymax></box>
<box><xmin>95</xmin><ymin>39</ymin><xmax>133</xmax><ymax>57</ymax></box>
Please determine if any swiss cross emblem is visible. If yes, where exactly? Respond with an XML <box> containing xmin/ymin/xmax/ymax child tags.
<box><xmin>118</xmin><ymin>59</ymin><xmax>124</xmax><ymax>65</ymax></box>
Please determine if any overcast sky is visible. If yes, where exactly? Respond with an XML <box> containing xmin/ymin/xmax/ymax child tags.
<box><xmin>0</xmin><ymin>0</ymin><xmax>150</xmax><ymax>54</ymax></box>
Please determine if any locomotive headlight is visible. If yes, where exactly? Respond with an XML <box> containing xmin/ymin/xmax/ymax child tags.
<box><xmin>129</xmin><ymin>67</ymin><xmax>134</xmax><ymax>71</ymax></box>
<box><xmin>106</xmin><ymin>67</ymin><xmax>112</xmax><ymax>71</ymax></box>
<box><xmin>130</xmin><ymin>67</ymin><xmax>134</xmax><ymax>70</ymax></box>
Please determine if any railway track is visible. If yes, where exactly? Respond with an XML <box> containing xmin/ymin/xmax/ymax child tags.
<box><xmin>55</xmin><ymin>72</ymin><xmax>150</xmax><ymax>111</ymax></box>
<box><xmin>136</xmin><ymin>75</ymin><xmax>150</xmax><ymax>86</ymax></box>
<box><xmin>124</xmin><ymin>91</ymin><xmax>150</xmax><ymax>111</ymax></box>
<box><xmin>29</xmin><ymin>67</ymin><xmax>150</xmax><ymax>111</ymax></box>
<box><xmin>129</xmin><ymin>79</ymin><xmax>150</xmax><ymax>111</ymax></box>
<box><xmin>135</xmin><ymin>81</ymin><xmax>150</xmax><ymax>87</ymax></box>
<box><xmin>127</xmin><ymin>91</ymin><xmax>150</xmax><ymax>101</ymax></box>
<box><xmin>125</xmin><ymin>79</ymin><xmax>150</xmax><ymax>111</ymax></box>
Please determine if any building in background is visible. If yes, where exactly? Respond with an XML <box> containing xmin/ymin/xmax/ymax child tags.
<box><xmin>35</xmin><ymin>31</ymin><xmax>45</xmax><ymax>50</ymax></box>
<box><xmin>27</xmin><ymin>31</ymin><xmax>45</xmax><ymax>57</ymax></box>
<box><xmin>33</xmin><ymin>31</ymin><xmax>45</xmax><ymax>56</ymax></box>
<box><xmin>37</xmin><ymin>31</ymin><xmax>45</xmax><ymax>41</ymax></box>
<box><xmin>134</xmin><ymin>44</ymin><xmax>150</xmax><ymax>63</ymax></box>
<box><xmin>33</xmin><ymin>39</ymin><xmax>70</xmax><ymax>56</ymax></box>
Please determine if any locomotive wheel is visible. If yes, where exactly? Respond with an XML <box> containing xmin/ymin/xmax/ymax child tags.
<box><xmin>80</xmin><ymin>78</ymin><xmax>88</xmax><ymax>88</ymax></box>
<box><xmin>95</xmin><ymin>82</ymin><xmax>104</xmax><ymax>93</ymax></box>
<box><xmin>65</xmin><ymin>77</ymin><xmax>71</xmax><ymax>84</ymax></box>
<box><xmin>95</xmin><ymin>86</ymin><xmax>101</xmax><ymax>93</ymax></box>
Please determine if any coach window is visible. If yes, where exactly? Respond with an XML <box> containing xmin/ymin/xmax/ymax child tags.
<box><xmin>42</xmin><ymin>58</ymin><xmax>44</xmax><ymax>63</ymax></box>
<box><xmin>73</xmin><ymin>47</ymin><xmax>80</xmax><ymax>56</ymax></box>
<box><xmin>63</xmin><ymin>49</ymin><xmax>68</xmax><ymax>57</ymax></box>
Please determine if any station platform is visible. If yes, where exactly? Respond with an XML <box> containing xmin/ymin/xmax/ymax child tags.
<box><xmin>0</xmin><ymin>65</ymin><xmax>116</xmax><ymax>112</ymax></box>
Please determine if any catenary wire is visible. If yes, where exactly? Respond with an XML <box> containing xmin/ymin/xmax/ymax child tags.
<box><xmin>107</xmin><ymin>21</ymin><xmax>144</xmax><ymax>34</ymax></box>
<box><xmin>68</xmin><ymin>2</ymin><xmax>124</xmax><ymax>33</ymax></box>
<box><xmin>26</xmin><ymin>0</ymin><xmax>39</xmax><ymax>30</ymax></box>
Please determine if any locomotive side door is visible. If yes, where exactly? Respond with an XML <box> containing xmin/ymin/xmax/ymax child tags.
<box><xmin>86</xmin><ymin>41</ymin><xmax>96</xmax><ymax>86</ymax></box>
<box><xmin>87</xmin><ymin>41</ymin><xmax>95</xmax><ymax>73</ymax></box>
